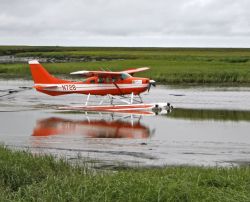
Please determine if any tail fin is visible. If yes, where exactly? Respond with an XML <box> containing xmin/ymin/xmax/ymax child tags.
<box><xmin>29</xmin><ymin>60</ymin><xmax>64</xmax><ymax>84</ymax></box>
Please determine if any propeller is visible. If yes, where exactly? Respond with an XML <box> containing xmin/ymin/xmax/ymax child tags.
<box><xmin>148</xmin><ymin>80</ymin><xmax>156</xmax><ymax>92</ymax></box>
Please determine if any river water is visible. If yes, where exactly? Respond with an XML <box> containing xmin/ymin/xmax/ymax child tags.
<box><xmin>0</xmin><ymin>80</ymin><xmax>250</xmax><ymax>168</ymax></box>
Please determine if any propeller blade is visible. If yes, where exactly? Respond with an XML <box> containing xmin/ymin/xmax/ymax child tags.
<box><xmin>148</xmin><ymin>83</ymin><xmax>151</xmax><ymax>92</ymax></box>
<box><xmin>148</xmin><ymin>80</ymin><xmax>156</xmax><ymax>92</ymax></box>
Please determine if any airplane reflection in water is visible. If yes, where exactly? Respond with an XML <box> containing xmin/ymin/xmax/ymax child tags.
<box><xmin>32</xmin><ymin>113</ymin><xmax>155</xmax><ymax>139</ymax></box>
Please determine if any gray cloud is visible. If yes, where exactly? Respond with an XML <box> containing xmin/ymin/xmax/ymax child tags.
<box><xmin>0</xmin><ymin>0</ymin><xmax>249</xmax><ymax>47</ymax></box>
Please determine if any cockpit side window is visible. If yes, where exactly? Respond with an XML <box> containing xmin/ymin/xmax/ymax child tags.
<box><xmin>98</xmin><ymin>78</ymin><xmax>104</xmax><ymax>83</ymax></box>
<box><xmin>106</xmin><ymin>77</ymin><xmax>112</xmax><ymax>83</ymax></box>
<box><xmin>112</xmin><ymin>77</ymin><xmax>118</xmax><ymax>82</ymax></box>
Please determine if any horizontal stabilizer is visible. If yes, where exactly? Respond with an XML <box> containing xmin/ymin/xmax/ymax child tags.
<box><xmin>34</xmin><ymin>85</ymin><xmax>59</xmax><ymax>89</ymax></box>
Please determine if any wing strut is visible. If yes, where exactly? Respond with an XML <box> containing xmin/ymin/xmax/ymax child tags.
<box><xmin>113</xmin><ymin>82</ymin><xmax>123</xmax><ymax>95</ymax></box>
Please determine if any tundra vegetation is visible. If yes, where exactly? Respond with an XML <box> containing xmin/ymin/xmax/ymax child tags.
<box><xmin>1</xmin><ymin>46</ymin><xmax>250</xmax><ymax>85</ymax></box>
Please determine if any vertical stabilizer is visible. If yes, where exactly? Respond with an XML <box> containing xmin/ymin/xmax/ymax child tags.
<box><xmin>28</xmin><ymin>60</ymin><xmax>64</xmax><ymax>84</ymax></box>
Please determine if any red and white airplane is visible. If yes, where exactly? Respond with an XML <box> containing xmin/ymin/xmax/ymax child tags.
<box><xmin>29</xmin><ymin>60</ymin><xmax>156</xmax><ymax>106</ymax></box>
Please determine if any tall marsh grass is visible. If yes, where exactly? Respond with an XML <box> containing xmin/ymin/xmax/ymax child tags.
<box><xmin>0</xmin><ymin>146</ymin><xmax>250</xmax><ymax>201</ymax></box>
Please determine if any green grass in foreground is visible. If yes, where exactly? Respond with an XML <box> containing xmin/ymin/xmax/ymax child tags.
<box><xmin>1</xmin><ymin>46</ymin><xmax>250</xmax><ymax>84</ymax></box>
<box><xmin>0</xmin><ymin>146</ymin><xmax>250</xmax><ymax>201</ymax></box>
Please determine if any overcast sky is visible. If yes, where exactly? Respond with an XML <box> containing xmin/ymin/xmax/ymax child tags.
<box><xmin>0</xmin><ymin>0</ymin><xmax>250</xmax><ymax>47</ymax></box>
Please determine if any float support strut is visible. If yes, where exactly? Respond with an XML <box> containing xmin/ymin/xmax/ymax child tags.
<box><xmin>85</xmin><ymin>93</ymin><xmax>90</xmax><ymax>106</ymax></box>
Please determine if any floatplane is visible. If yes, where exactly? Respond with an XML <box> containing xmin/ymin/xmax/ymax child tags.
<box><xmin>29</xmin><ymin>60</ymin><xmax>172</xmax><ymax>113</ymax></box>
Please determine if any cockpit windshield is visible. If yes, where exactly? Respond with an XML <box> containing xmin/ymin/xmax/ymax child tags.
<box><xmin>121</xmin><ymin>73</ymin><xmax>131</xmax><ymax>80</ymax></box>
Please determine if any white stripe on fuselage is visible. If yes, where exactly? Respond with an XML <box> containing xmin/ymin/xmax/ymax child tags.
<box><xmin>35</xmin><ymin>83</ymin><xmax>148</xmax><ymax>92</ymax></box>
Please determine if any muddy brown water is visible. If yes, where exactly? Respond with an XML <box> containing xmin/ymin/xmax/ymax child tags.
<box><xmin>1</xmin><ymin>79</ymin><xmax>250</xmax><ymax>168</ymax></box>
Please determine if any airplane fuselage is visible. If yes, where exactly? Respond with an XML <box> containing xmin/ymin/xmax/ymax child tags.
<box><xmin>35</xmin><ymin>76</ymin><xmax>149</xmax><ymax>96</ymax></box>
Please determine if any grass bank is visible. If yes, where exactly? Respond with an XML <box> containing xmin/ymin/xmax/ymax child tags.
<box><xmin>167</xmin><ymin>108</ymin><xmax>250</xmax><ymax>122</ymax></box>
<box><xmin>1</xmin><ymin>46</ymin><xmax>250</xmax><ymax>85</ymax></box>
<box><xmin>0</xmin><ymin>146</ymin><xmax>250</xmax><ymax>201</ymax></box>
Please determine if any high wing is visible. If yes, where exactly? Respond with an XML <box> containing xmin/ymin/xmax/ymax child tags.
<box><xmin>122</xmin><ymin>67</ymin><xmax>149</xmax><ymax>75</ymax></box>
<box><xmin>70</xmin><ymin>70</ymin><xmax>121</xmax><ymax>77</ymax></box>
<box><xmin>70</xmin><ymin>67</ymin><xmax>149</xmax><ymax>77</ymax></box>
